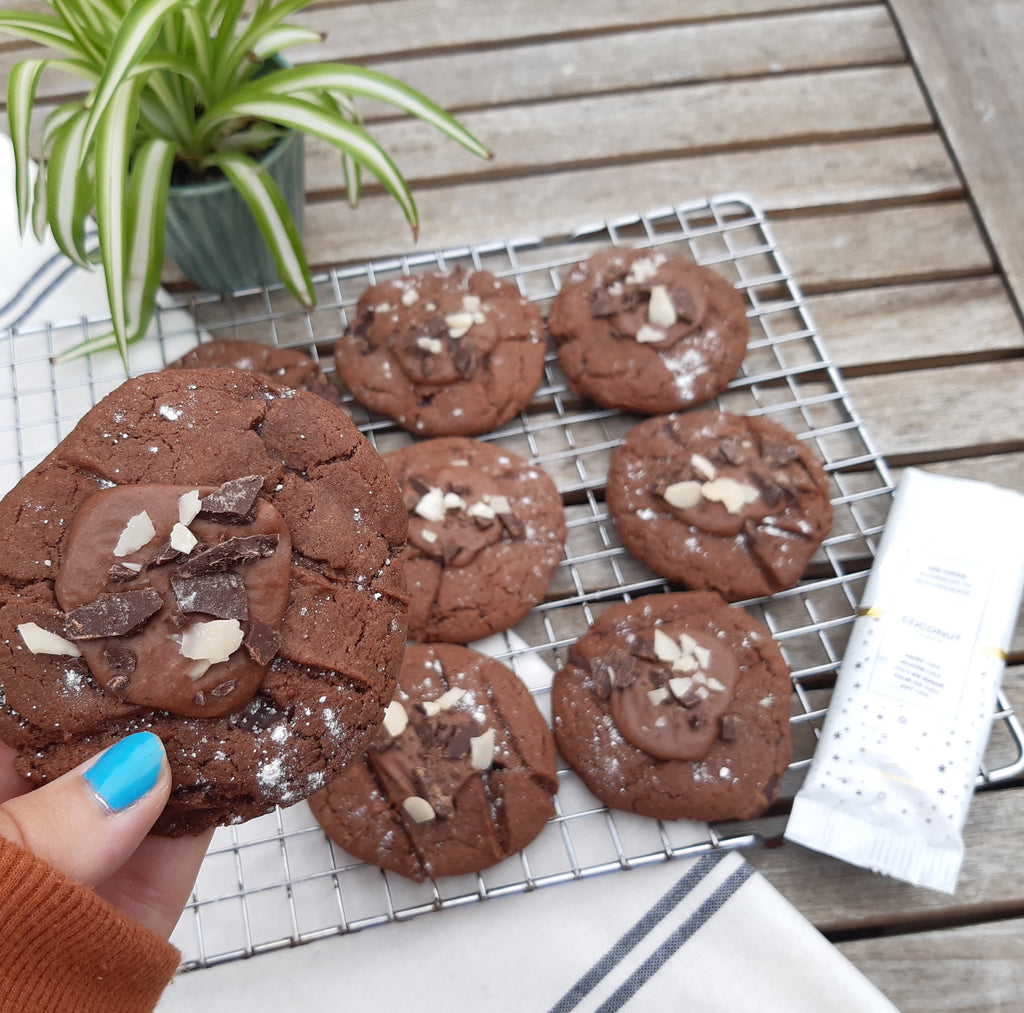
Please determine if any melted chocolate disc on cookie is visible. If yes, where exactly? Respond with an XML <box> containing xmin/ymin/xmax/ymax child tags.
<box><xmin>609</xmin><ymin>627</ymin><xmax>739</xmax><ymax>761</ymax></box>
<box><xmin>55</xmin><ymin>481</ymin><xmax>290</xmax><ymax>718</ymax></box>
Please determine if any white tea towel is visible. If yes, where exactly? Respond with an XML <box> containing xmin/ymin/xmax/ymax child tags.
<box><xmin>159</xmin><ymin>851</ymin><xmax>897</xmax><ymax>1012</ymax></box>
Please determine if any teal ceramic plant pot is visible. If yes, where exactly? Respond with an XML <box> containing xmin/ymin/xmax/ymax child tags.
<box><xmin>163</xmin><ymin>125</ymin><xmax>306</xmax><ymax>294</ymax></box>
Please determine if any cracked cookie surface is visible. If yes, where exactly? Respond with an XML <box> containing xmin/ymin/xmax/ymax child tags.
<box><xmin>0</xmin><ymin>368</ymin><xmax>408</xmax><ymax>834</ymax></box>
<box><xmin>334</xmin><ymin>267</ymin><xmax>546</xmax><ymax>436</ymax></box>
<box><xmin>552</xmin><ymin>592</ymin><xmax>792</xmax><ymax>822</ymax></box>
<box><xmin>607</xmin><ymin>410</ymin><xmax>833</xmax><ymax>601</ymax></box>
<box><xmin>384</xmin><ymin>436</ymin><xmax>565</xmax><ymax>643</ymax></box>
<box><xmin>310</xmin><ymin>642</ymin><xmax>558</xmax><ymax>881</ymax></box>
<box><xmin>548</xmin><ymin>247</ymin><xmax>749</xmax><ymax>415</ymax></box>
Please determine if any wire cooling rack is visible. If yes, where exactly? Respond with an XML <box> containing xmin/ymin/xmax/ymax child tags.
<box><xmin>2</xmin><ymin>193</ymin><xmax>1022</xmax><ymax>971</ymax></box>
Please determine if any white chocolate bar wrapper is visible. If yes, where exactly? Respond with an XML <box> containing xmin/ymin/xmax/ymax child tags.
<box><xmin>785</xmin><ymin>468</ymin><xmax>1024</xmax><ymax>893</ymax></box>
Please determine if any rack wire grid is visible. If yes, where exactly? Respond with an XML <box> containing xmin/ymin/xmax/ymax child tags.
<box><xmin>2</xmin><ymin>192</ymin><xmax>1022</xmax><ymax>971</ymax></box>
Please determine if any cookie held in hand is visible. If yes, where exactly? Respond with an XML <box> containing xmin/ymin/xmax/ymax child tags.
<box><xmin>0</xmin><ymin>368</ymin><xmax>408</xmax><ymax>835</ymax></box>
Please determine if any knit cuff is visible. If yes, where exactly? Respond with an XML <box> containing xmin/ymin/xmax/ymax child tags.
<box><xmin>0</xmin><ymin>836</ymin><xmax>181</xmax><ymax>1013</ymax></box>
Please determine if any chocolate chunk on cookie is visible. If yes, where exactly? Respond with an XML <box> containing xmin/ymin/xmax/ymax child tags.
<box><xmin>0</xmin><ymin>368</ymin><xmax>408</xmax><ymax>835</ymax></box>
<box><xmin>552</xmin><ymin>592</ymin><xmax>792</xmax><ymax>822</ymax></box>
<box><xmin>385</xmin><ymin>437</ymin><xmax>565</xmax><ymax>643</ymax></box>
<box><xmin>310</xmin><ymin>643</ymin><xmax>558</xmax><ymax>881</ymax></box>
<box><xmin>334</xmin><ymin>267</ymin><xmax>546</xmax><ymax>436</ymax></box>
<box><xmin>607</xmin><ymin>410</ymin><xmax>833</xmax><ymax>600</ymax></box>
<box><xmin>167</xmin><ymin>338</ymin><xmax>347</xmax><ymax>410</ymax></box>
<box><xmin>548</xmin><ymin>247</ymin><xmax>748</xmax><ymax>414</ymax></box>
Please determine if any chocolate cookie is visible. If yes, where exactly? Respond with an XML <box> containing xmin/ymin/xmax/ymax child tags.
<box><xmin>167</xmin><ymin>338</ymin><xmax>348</xmax><ymax>410</ymax></box>
<box><xmin>0</xmin><ymin>368</ymin><xmax>408</xmax><ymax>835</ymax></box>
<box><xmin>309</xmin><ymin>643</ymin><xmax>558</xmax><ymax>881</ymax></box>
<box><xmin>334</xmin><ymin>266</ymin><xmax>546</xmax><ymax>436</ymax></box>
<box><xmin>548</xmin><ymin>247</ymin><xmax>748</xmax><ymax>414</ymax></box>
<box><xmin>551</xmin><ymin>592</ymin><xmax>792</xmax><ymax>822</ymax></box>
<box><xmin>384</xmin><ymin>437</ymin><xmax>565</xmax><ymax>643</ymax></box>
<box><xmin>607</xmin><ymin>410</ymin><xmax>833</xmax><ymax>600</ymax></box>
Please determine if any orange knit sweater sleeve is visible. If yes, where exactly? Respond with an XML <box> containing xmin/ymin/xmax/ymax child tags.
<box><xmin>0</xmin><ymin>836</ymin><xmax>181</xmax><ymax>1013</ymax></box>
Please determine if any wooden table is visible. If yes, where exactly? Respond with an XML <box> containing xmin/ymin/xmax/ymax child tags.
<box><xmin>5</xmin><ymin>2</ymin><xmax>1023</xmax><ymax>1009</ymax></box>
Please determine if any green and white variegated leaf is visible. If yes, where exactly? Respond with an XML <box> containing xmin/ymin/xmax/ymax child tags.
<box><xmin>249</xmin><ymin>25</ymin><xmax>324</xmax><ymax>62</ymax></box>
<box><xmin>227</xmin><ymin>64</ymin><xmax>491</xmax><ymax>160</ymax></box>
<box><xmin>31</xmin><ymin>165</ymin><xmax>49</xmax><ymax>244</ymax></box>
<box><xmin>80</xmin><ymin>0</ymin><xmax>188</xmax><ymax>158</ymax></box>
<box><xmin>46</xmin><ymin>109</ymin><xmax>94</xmax><ymax>267</ymax></box>
<box><xmin>52</xmin><ymin>330</ymin><xmax>125</xmax><ymax>364</ymax></box>
<box><xmin>94</xmin><ymin>80</ymin><xmax>143</xmax><ymax>365</ymax></box>
<box><xmin>0</xmin><ymin>12</ymin><xmax>79</xmax><ymax>56</ymax></box>
<box><xmin>7</xmin><ymin>59</ymin><xmax>46</xmax><ymax>235</ymax></box>
<box><xmin>214</xmin><ymin>122</ymin><xmax>287</xmax><ymax>153</ymax></box>
<box><xmin>207</xmin><ymin>149</ymin><xmax>314</xmax><ymax>308</ymax></box>
<box><xmin>125</xmin><ymin>137</ymin><xmax>175</xmax><ymax>336</ymax></box>
<box><xmin>201</xmin><ymin>94</ymin><xmax>419</xmax><ymax>229</ymax></box>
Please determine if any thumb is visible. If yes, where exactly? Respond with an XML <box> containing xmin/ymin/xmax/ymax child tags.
<box><xmin>0</xmin><ymin>731</ymin><xmax>170</xmax><ymax>887</ymax></box>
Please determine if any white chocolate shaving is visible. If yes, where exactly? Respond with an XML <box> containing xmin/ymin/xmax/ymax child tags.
<box><xmin>470</xmin><ymin>728</ymin><xmax>497</xmax><ymax>771</ymax></box>
<box><xmin>668</xmin><ymin>676</ymin><xmax>694</xmax><ymax>699</ymax></box>
<box><xmin>421</xmin><ymin>686</ymin><xmax>467</xmax><ymax>716</ymax></box>
<box><xmin>170</xmin><ymin>522</ymin><xmax>198</xmax><ymax>554</ymax></box>
<box><xmin>401</xmin><ymin>287</ymin><xmax>419</xmax><ymax>306</ymax></box>
<box><xmin>382</xmin><ymin>700</ymin><xmax>409</xmax><ymax>738</ymax></box>
<box><xmin>653</xmin><ymin>627</ymin><xmax>682</xmax><ymax>662</ymax></box>
<box><xmin>690</xmin><ymin>454</ymin><xmax>717</xmax><ymax>480</ymax></box>
<box><xmin>483</xmin><ymin>493</ymin><xmax>511</xmax><ymax>514</ymax></box>
<box><xmin>17</xmin><ymin>622</ymin><xmax>82</xmax><ymax>658</ymax></box>
<box><xmin>462</xmin><ymin>295</ymin><xmax>482</xmax><ymax>314</ymax></box>
<box><xmin>466</xmin><ymin>500</ymin><xmax>497</xmax><ymax>521</ymax></box>
<box><xmin>694</xmin><ymin>644</ymin><xmax>712</xmax><ymax>670</ymax></box>
<box><xmin>420</xmin><ymin>528</ymin><xmax>439</xmax><ymax>544</ymax></box>
<box><xmin>415</xmin><ymin>336</ymin><xmax>443</xmax><ymax>354</ymax></box>
<box><xmin>635</xmin><ymin>324</ymin><xmax>667</xmax><ymax>344</ymax></box>
<box><xmin>625</xmin><ymin>255</ymin><xmax>662</xmax><ymax>285</ymax></box>
<box><xmin>178</xmin><ymin>489</ymin><xmax>202</xmax><ymax>525</ymax></box>
<box><xmin>662</xmin><ymin>481</ymin><xmax>703</xmax><ymax>510</ymax></box>
<box><xmin>443</xmin><ymin>492</ymin><xmax>467</xmax><ymax>511</ymax></box>
<box><xmin>414</xmin><ymin>487</ymin><xmax>447</xmax><ymax>523</ymax></box>
<box><xmin>647</xmin><ymin>284</ymin><xmax>678</xmax><ymax>328</ymax></box>
<box><xmin>678</xmin><ymin>633</ymin><xmax>698</xmax><ymax>655</ymax></box>
<box><xmin>701</xmin><ymin>477</ymin><xmax>760</xmax><ymax>514</ymax></box>
<box><xmin>402</xmin><ymin>796</ymin><xmax>436</xmax><ymax>824</ymax></box>
<box><xmin>113</xmin><ymin>510</ymin><xmax>156</xmax><ymax>557</ymax></box>
<box><xmin>179</xmin><ymin>619</ymin><xmax>244</xmax><ymax>665</ymax></box>
<box><xmin>647</xmin><ymin>686</ymin><xmax>671</xmax><ymax>706</ymax></box>
<box><xmin>445</xmin><ymin>311</ymin><xmax>475</xmax><ymax>338</ymax></box>
<box><xmin>671</xmin><ymin>654</ymin><xmax>699</xmax><ymax>674</ymax></box>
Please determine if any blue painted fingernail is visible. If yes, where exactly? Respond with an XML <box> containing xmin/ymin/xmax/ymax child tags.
<box><xmin>84</xmin><ymin>732</ymin><xmax>164</xmax><ymax>812</ymax></box>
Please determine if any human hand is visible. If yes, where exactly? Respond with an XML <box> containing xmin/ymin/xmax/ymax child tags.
<box><xmin>0</xmin><ymin>733</ymin><xmax>212</xmax><ymax>940</ymax></box>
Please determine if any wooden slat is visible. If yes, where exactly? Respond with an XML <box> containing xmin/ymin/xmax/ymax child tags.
<box><xmin>809</xmin><ymin>277</ymin><xmax>1024</xmax><ymax>372</ymax></box>
<box><xmin>1</xmin><ymin>6</ymin><xmax>906</xmax><ymax>109</ymax></box>
<box><xmin>158</xmin><ymin>144</ymin><xmax>964</xmax><ymax>284</ymax></box>
<box><xmin>322</xmin><ymin>6</ymin><xmax>906</xmax><ymax>112</ymax></box>
<box><xmin>312</xmin><ymin>65</ymin><xmax>933</xmax><ymax>188</ymax></box>
<box><xmin>890</xmin><ymin>0</ymin><xmax>1024</xmax><ymax>315</ymax></box>
<box><xmin>837</xmin><ymin>917</ymin><xmax>1024</xmax><ymax>1013</ymax></box>
<box><xmin>845</xmin><ymin>359</ymin><xmax>1024</xmax><ymax>462</ymax></box>
<box><xmin>745</xmin><ymin>778</ymin><xmax>1024</xmax><ymax>935</ymax></box>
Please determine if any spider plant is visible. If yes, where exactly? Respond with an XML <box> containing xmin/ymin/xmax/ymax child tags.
<box><xmin>0</xmin><ymin>0</ymin><xmax>490</xmax><ymax>366</ymax></box>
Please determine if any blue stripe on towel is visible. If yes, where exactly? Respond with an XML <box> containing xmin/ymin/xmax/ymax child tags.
<box><xmin>0</xmin><ymin>234</ymin><xmax>99</xmax><ymax>332</ymax></box>
<box><xmin>550</xmin><ymin>852</ymin><xmax>748</xmax><ymax>1013</ymax></box>
<box><xmin>595</xmin><ymin>862</ymin><xmax>755</xmax><ymax>1011</ymax></box>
